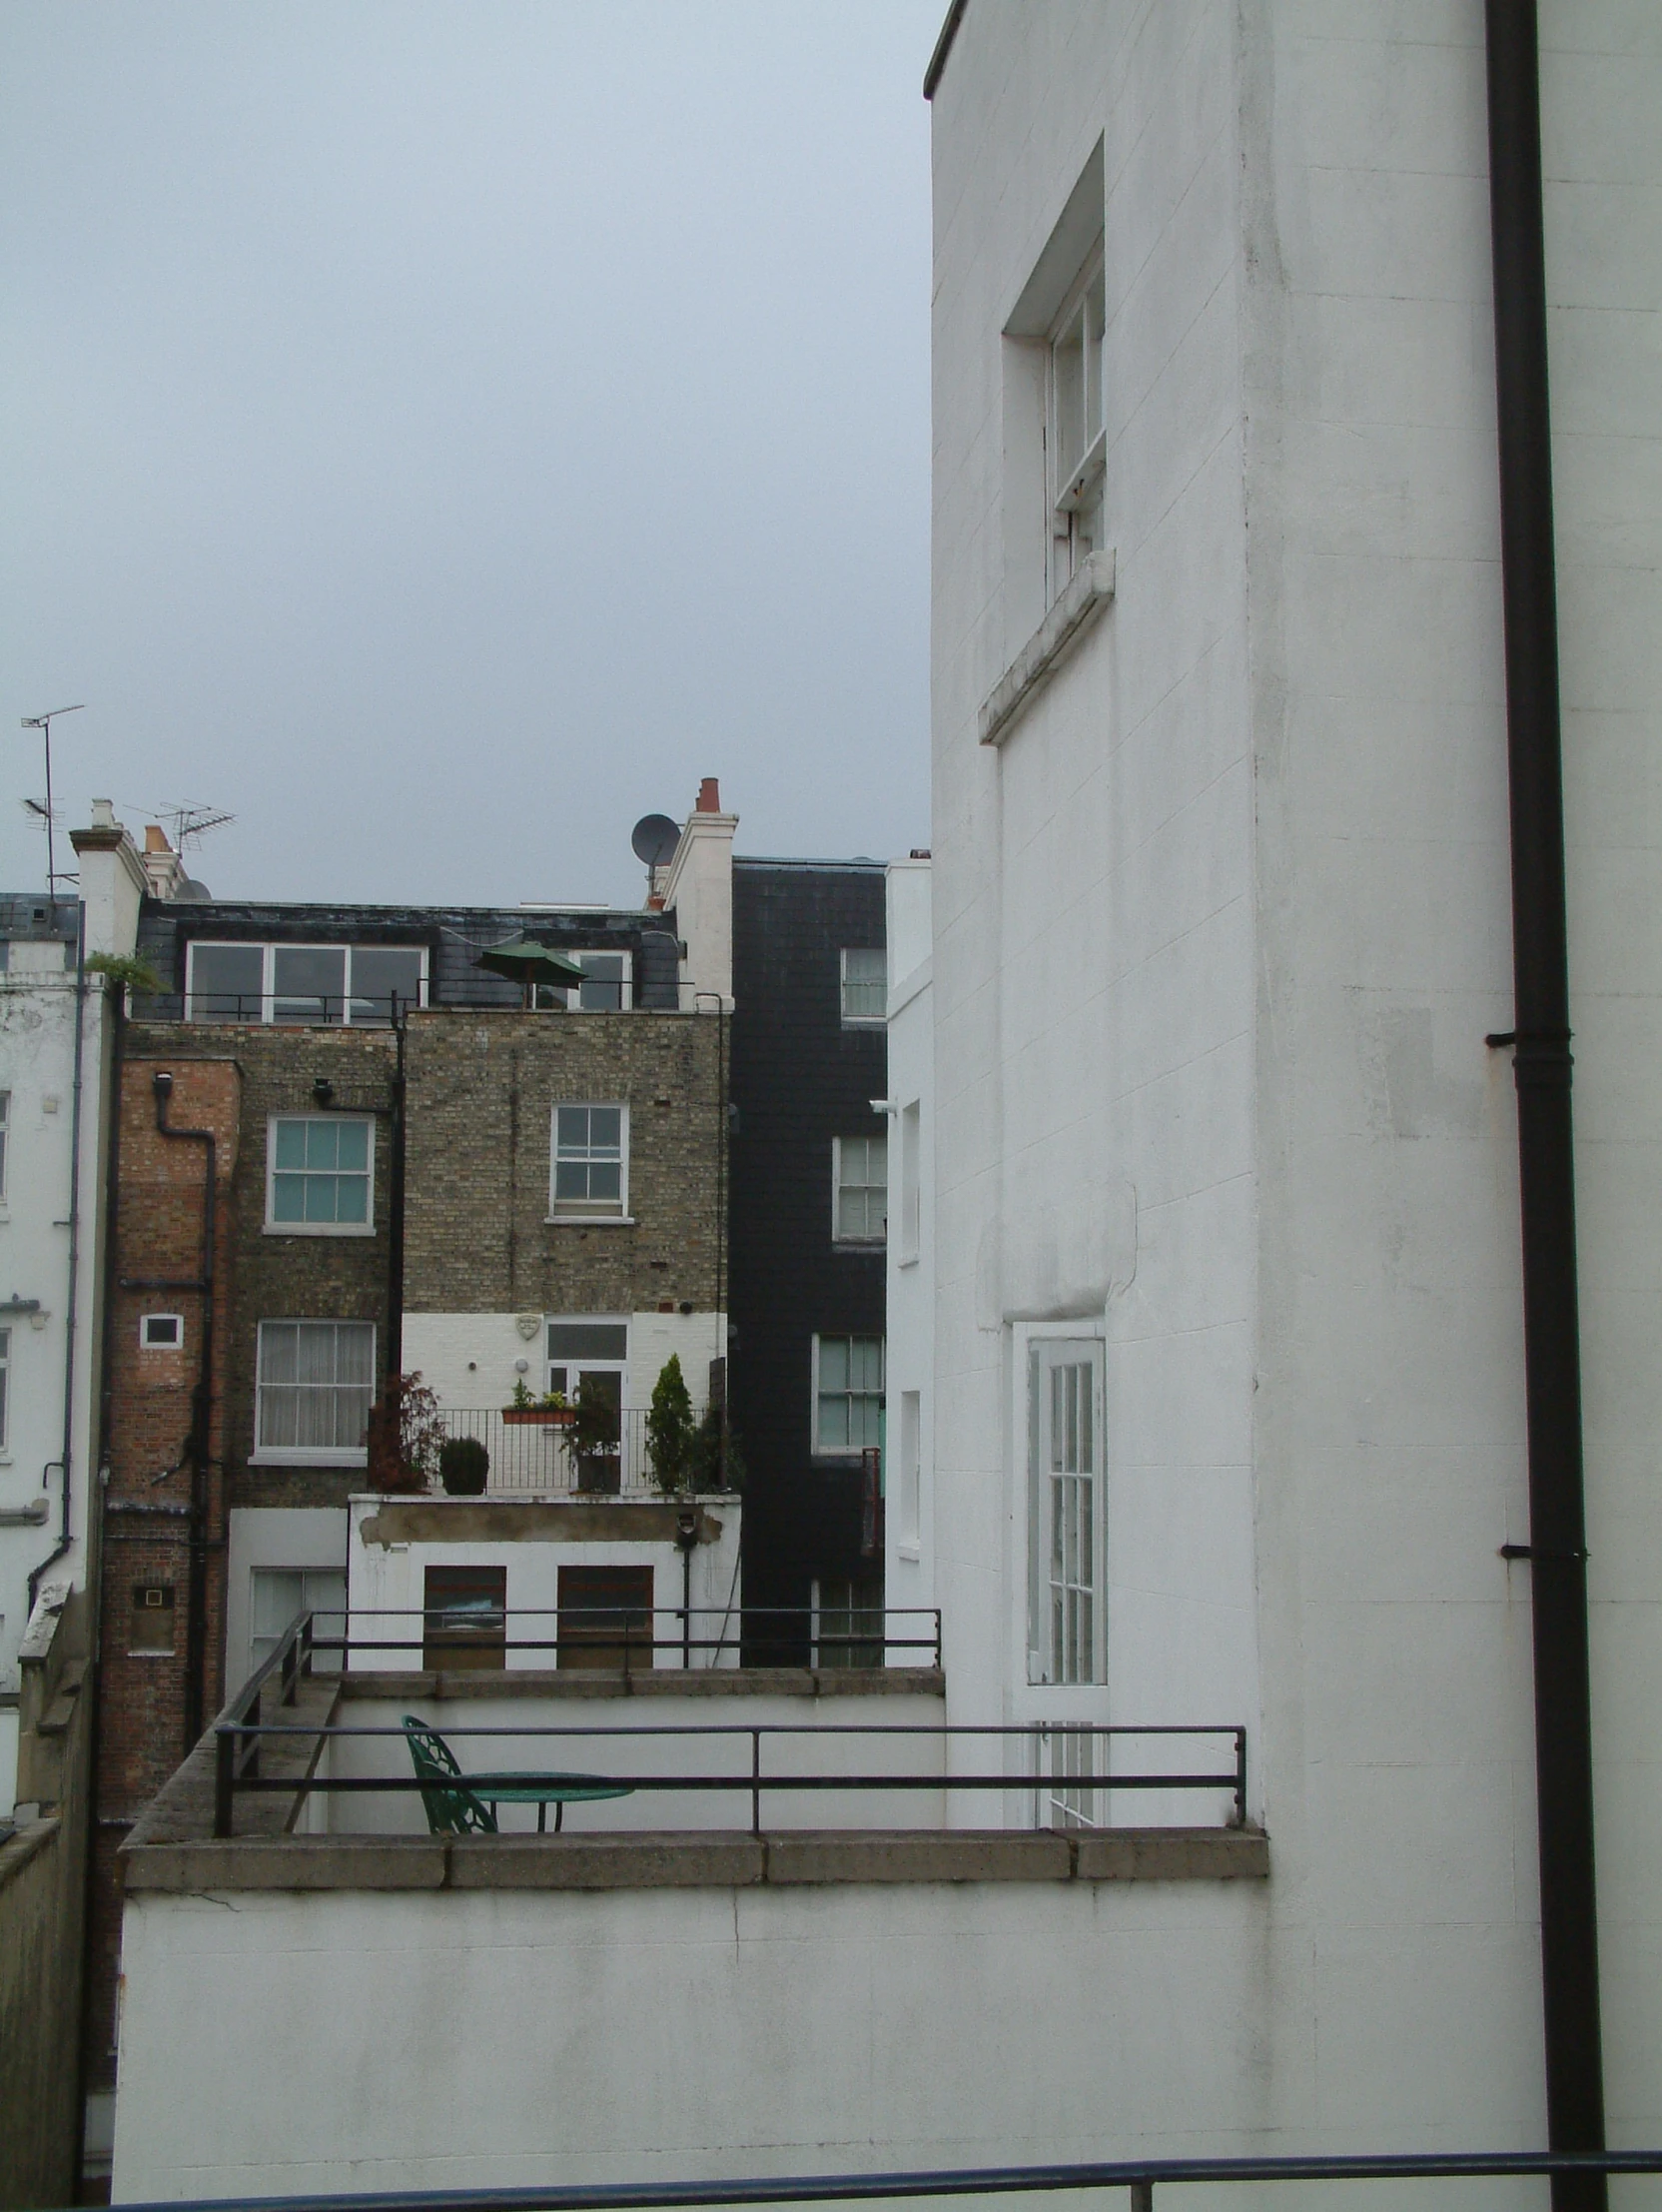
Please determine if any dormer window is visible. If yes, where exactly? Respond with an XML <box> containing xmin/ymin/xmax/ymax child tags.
<box><xmin>532</xmin><ymin>951</ymin><xmax>633</xmax><ymax>1012</ymax></box>
<box><xmin>186</xmin><ymin>942</ymin><xmax>426</xmax><ymax>1026</ymax></box>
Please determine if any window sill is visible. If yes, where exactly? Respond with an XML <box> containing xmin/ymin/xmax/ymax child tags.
<box><xmin>545</xmin><ymin>1215</ymin><xmax>635</xmax><ymax>1228</ymax></box>
<box><xmin>126</xmin><ymin>1649</ymin><xmax>177</xmax><ymax>1660</ymax></box>
<box><xmin>248</xmin><ymin>1453</ymin><xmax>369</xmax><ymax>1469</ymax></box>
<box><xmin>897</xmin><ymin>1251</ymin><xmax>920</xmax><ymax>1271</ymax></box>
<box><xmin>262</xmin><ymin>1224</ymin><xmax>376</xmax><ymax>1239</ymax></box>
<box><xmin>832</xmin><ymin>1238</ymin><xmax>887</xmax><ymax>1254</ymax></box>
<box><xmin>840</xmin><ymin>1018</ymin><xmax>886</xmax><ymax>1032</ymax></box>
<box><xmin>979</xmin><ymin>546</ymin><xmax>1115</xmax><ymax>748</ymax></box>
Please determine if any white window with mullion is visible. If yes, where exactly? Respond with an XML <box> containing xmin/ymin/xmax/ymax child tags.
<box><xmin>266</xmin><ymin>1115</ymin><xmax>375</xmax><ymax>1234</ymax></box>
<box><xmin>1046</xmin><ymin>252</ymin><xmax>1107</xmax><ymax>605</ymax></box>
<box><xmin>0</xmin><ymin>1089</ymin><xmax>10</xmax><ymax>1204</ymax></box>
<box><xmin>0</xmin><ymin>1325</ymin><xmax>10</xmax><ymax>1453</ymax></box>
<box><xmin>187</xmin><ymin>943</ymin><xmax>426</xmax><ymax>1027</ymax></box>
<box><xmin>813</xmin><ymin>1334</ymin><xmax>884</xmax><ymax>1458</ymax></box>
<box><xmin>254</xmin><ymin>1320</ymin><xmax>376</xmax><ymax>1464</ymax></box>
<box><xmin>549</xmin><ymin>1104</ymin><xmax>628</xmax><ymax>1220</ymax></box>
<box><xmin>832</xmin><ymin>1133</ymin><xmax>887</xmax><ymax>1245</ymax></box>
<box><xmin>1027</xmin><ymin>1338</ymin><xmax>1105</xmax><ymax>1686</ymax></box>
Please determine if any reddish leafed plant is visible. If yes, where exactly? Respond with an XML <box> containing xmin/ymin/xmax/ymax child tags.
<box><xmin>366</xmin><ymin>1372</ymin><xmax>445</xmax><ymax>1495</ymax></box>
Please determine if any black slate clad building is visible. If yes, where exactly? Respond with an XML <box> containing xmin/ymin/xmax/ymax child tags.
<box><xmin>727</xmin><ymin>857</ymin><xmax>887</xmax><ymax>1650</ymax></box>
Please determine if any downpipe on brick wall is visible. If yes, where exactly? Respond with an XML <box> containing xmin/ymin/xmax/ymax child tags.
<box><xmin>145</xmin><ymin>1069</ymin><xmax>217</xmax><ymax>1753</ymax></box>
<box><xmin>1483</xmin><ymin>7</ymin><xmax>1606</xmax><ymax>2206</ymax></box>
<box><xmin>28</xmin><ymin>902</ymin><xmax>88</xmax><ymax>1613</ymax></box>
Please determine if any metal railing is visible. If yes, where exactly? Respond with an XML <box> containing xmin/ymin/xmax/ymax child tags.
<box><xmin>431</xmin><ymin>1409</ymin><xmax>712</xmax><ymax>1496</ymax></box>
<box><xmin>212</xmin><ymin>1610</ymin><xmax>320</xmax><ymax>1833</ymax></box>
<box><xmin>131</xmin><ymin>991</ymin><xmax>416</xmax><ymax>1028</ymax></box>
<box><xmin>114</xmin><ymin>2147</ymin><xmax>1662</xmax><ymax>2212</ymax></box>
<box><xmin>211</xmin><ymin>1620</ymin><xmax>1242</xmax><ymax>1838</ymax></box>
<box><xmin>333</xmin><ymin>1604</ymin><xmax>942</xmax><ymax>1671</ymax></box>
<box><xmin>216</xmin><ymin>1716</ymin><xmax>1246</xmax><ymax>1839</ymax></box>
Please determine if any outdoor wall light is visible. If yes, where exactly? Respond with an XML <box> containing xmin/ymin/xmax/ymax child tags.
<box><xmin>513</xmin><ymin>1357</ymin><xmax>528</xmax><ymax>1374</ymax></box>
<box><xmin>312</xmin><ymin>1077</ymin><xmax>334</xmax><ymax>1105</ymax></box>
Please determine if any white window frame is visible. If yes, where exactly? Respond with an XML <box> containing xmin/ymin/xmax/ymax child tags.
<box><xmin>1046</xmin><ymin>249</ymin><xmax>1107</xmax><ymax>607</ymax></box>
<box><xmin>1026</xmin><ymin>1336</ymin><xmax>1106</xmax><ymax>1687</ymax></box>
<box><xmin>839</xmin><ymin>948</ymin><xmax>886</xmax><ymax>1028</ymax></box>
<box><xmin>544</xmin><ymin>1316</ymin><xmax>630</xmax><ymax>1402</ymax></box>
<box><xmin>548</xmin><ymin>1102</ymin><xmax>630</xmax><ymax>1222</ymax></box>
<box><xmin>898</xmin><ymin>1100</ymin><xmax>921</xmax><ymax>1267</ymax></box>
<box><xmin>249</xmin><ymin>1567</ymin><xmax>348</xmax><ymax>1677</ymax></box>
<box><xmin>186</xmin><ymin>942</ymin><xmax>428</xmax><ymax>1026</ymax></box>
<box><xmin>0</xmin><ymin>1089</ymin><xmax>10</xmax><ymax>1204</ymax></box>
<box><xmin>532</xmin><ymin>950</ymin><xmax>635</xmax><ymax>1013</ymax></box>
<box><xmin>896</xmin><ymin>1388</ymin><xmax>922</xmax><ymax>1555</ymax></box>
<box><xmin>831</xmin><ymin>1133</ymin><xmax>887</xmax><ymax>1247</ymax></box>
<box><xmin>0</xmin><ymin>1325</ymin><xmax>10</xmax><ymax>1453</ymax></box>
<box><xmin>265</xmin><ymin>1114</ymin><xmax>377</xmax><ymax>1237</ymax></box>
<box><xmin>139</xmin><ymin>1313</ymin><xmax>185</xmax><ymax>1350</ymax></box>
<box><xmin>252</xmin><ymin>1319</ymin><xmax>377</xmax><ymax>1467</ymax></box>
<box><xmin>811</xmin><ymin>1333</ymin><xmax>885</xmax><ymax>1460</ymax></box>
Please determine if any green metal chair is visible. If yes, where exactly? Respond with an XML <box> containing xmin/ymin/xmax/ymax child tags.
<box><xmin>402</xmin><ymin>1714</ymin><xmax>497</xmax><ymax>1835</ymax></box>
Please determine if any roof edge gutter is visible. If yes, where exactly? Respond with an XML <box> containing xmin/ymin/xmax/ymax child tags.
<box><xmin>1483</xmin><ymin>8</ymin><xmax>1606</xmax><ymax>2205</ymax></box>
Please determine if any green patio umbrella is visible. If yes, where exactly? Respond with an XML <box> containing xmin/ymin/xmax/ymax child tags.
<box><xmin>475</xmin><ymin>938</ymin><xmax>586</xmax><ymax>1008</ymax></box>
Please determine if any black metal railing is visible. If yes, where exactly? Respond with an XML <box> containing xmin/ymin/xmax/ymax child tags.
<box><xmin>115</xmin><ymin>2146</ymin><xmax>1662</xmax><ymax>2212</ymax></box>
<box><xmin>212</xmin><ymin>1610</ymin><xmax>319</xmax><ymax>1837</ymax></box>
<box><xmin>330</xmin><ymin>1605</ymin><xmax>944</xmax><ymax>1672</ymax></box>
<box><xmin>432</xmin><ymin>1408</ymin><xmax>707</xmax><ymax>1496</ymax></box>
<box><xmin>131</xmin><ymin>991</ymin><xmax>416</xmax><ymax>1027</ymax></box>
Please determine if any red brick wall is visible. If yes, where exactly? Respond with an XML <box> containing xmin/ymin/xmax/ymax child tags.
<box><xmin>85</xmin><ymin>1056</ymin><xmax>241</xmax><ymax>2093</ymax></box>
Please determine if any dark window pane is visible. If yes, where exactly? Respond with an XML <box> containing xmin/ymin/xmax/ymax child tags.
<box><xmin>189</xmin><ymin>944</ymin><xmax>263</xmax><ymax>1022</ymax></box>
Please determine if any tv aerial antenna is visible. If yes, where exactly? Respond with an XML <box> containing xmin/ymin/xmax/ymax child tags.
<box><xmin>19</xmin><ymin>704</ymin><xmax>85</xmax><ymax>903</ymax></box>
<box><xmin>156</xmin><ymin>802</ymin><xmax>236</xmax><ymax>855</ymax></box>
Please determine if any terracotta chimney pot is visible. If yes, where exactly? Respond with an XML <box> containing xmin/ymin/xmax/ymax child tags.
<box><xmin>695</xmin><ymin>777</ymin><xmax>721</xmax><ymax>814</ymax></box>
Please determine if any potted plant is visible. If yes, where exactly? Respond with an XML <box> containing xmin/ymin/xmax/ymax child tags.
<box><xmin>438</xmin><ymin>1436</ymin><xmax>489</xmax><ymax>1497</ymax></box>
<box><xmin>570</xmin><ymin>1375</ymin><xmax>622</xmax><ymax>1494</ymax></box>
<box><xmin>501</xmin><ymin>1379</ymin><xmax>573</xmax><ymax>1426</ymax></box>
<box><xmin>646</xmin><ymin>1354</ymin><xmax>696</xmax><ymax>1496</ymax></box>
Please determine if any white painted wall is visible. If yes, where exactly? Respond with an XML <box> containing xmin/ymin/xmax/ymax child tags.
<box><xmin>884</xmin><ymin>860</ymin><xmax>934</xmax><ymax>1648</ymax></box>
<box><xmin>345</xmin><ymin>1495</ymin><xmax>743</xmax><ymax>1671</ymax></box>
<box><xmin>928</xmin><ymin>0</ymin><xmax>1662</xmax><ymax>2163</ymax></box>
<box><xmin>0</xmin><ymin>820</ymin><xmax>139</xmax><ymax>1795</ymax></box>
<box><xmin>402</xmin><ymin>1309</ymin><xmax>724</xmax><ymax>1427</ymax></box>
<box><xmin>112</xmin><ymin>1875</ymin><xmax>1264</xmax><ymax>2203</ymax></box>
<box><xmin>319</xmin><ymin>1681</ymin><xmax>946</xmax><ymax>1836</ymax></box>
<box><xmin>661</xmin><ymin>807</ymin><xmax>736</xmax><ymax>1008</ymax></box>
<box><xmin>223</xmin><ymin>1508</ymin><xmax>349</xmax><ymax>1701</ymax></box>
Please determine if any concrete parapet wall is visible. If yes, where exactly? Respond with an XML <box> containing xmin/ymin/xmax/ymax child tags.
<box><xmin>112</xmin><ymin>1833</ymin><xmax>1267</xmax><ymax>2201</ymax></box>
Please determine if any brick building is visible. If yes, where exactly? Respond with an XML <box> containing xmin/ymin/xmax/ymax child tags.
<box><xmin>85</xmin><ymin>874</ymin><xmax>726</xmax><ymax>2156</ymax></box>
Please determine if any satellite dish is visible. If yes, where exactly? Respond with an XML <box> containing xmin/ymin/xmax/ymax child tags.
<box><xmin>631</xmin><ymin>813</ymin><xmax>681</xmax><ymax>867</ymax></box>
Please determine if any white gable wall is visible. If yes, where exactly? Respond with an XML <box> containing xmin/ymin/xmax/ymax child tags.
<box><xmin>930</xmin><ymin>0</ymin><xmax>1662</xmax><ymax>2159</ymax></box>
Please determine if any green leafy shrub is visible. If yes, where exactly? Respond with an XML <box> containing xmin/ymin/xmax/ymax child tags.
<box><xmin>646</xmin><ymin>1355</ymin><xmax>697</xmax><ymax>1494</ymax></box>
<box><xmin>438</xmin><ymin>1437</ymin><xmax>489</xmax><ymax>1496</ymax></box>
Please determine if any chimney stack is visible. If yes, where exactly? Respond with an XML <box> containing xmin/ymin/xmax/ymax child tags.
<box><xmin>696</xmin><ymin>777</ymin><xmax>721</xmax><ymax>814</ymax></box>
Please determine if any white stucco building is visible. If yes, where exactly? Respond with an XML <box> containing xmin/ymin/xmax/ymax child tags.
<box><xmin>0</xmin><ymin>806</ymin><xmax>150</xmax><ymax>1812</ymax></box>
<box><xmin>924</xmin><ymin>0</ymin><xmax>1661</xmax><ymax>2168</ymax></box>
<box><xmin>884</xmin><ymin>856</ymin><xmax>934</xmax><ymax>1625</ymax></box>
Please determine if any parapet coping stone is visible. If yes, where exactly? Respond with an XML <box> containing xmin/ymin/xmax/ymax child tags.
<box><xmin>123</xmin><ymin>1825</ymin><xmax>1267</xmax><ymax>1894</ymax></box>
<box><xmin>338</xmin><ymin>1666</ymin><xmax>946</xmax><ymax>1702</ymax></box>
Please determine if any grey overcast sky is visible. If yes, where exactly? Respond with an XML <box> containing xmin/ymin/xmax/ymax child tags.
<box><xmin>0</xmin><ymin>1</ymin><xmax>939</xmax><ymax>909</ymax></box>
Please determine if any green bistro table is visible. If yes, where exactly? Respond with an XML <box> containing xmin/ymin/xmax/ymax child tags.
<box><xmin>465</xmin><ymin>1770</ymin><xmax>635</xmax><ymax>1832</ymax></box>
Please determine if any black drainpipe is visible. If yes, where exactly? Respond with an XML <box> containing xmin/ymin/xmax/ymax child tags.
<box><xmin>143</xmin><ymin>1070</ymin><xmax>216</xmax><ymax>1754</ymax></box>
<box><xmin>1483</xmin><ymin>7</ymin><xmax>1605</xmax><ymax>2203</ymax></box>
<box><xmin>27</xmin><ymin>902</ymin><xmax>87</xmax><ymax>1612</ymax></box>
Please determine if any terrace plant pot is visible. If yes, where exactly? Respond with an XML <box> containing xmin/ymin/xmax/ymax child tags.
<box><xmin>501</xmin><ymin>1408</ymin><xmax>574</xmax><ymax>1427</ymax></box>
<box><xmin>573</xmin><ymin>1452</ymin><xmax>622</xmax><ymax>1497</ymax></box>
